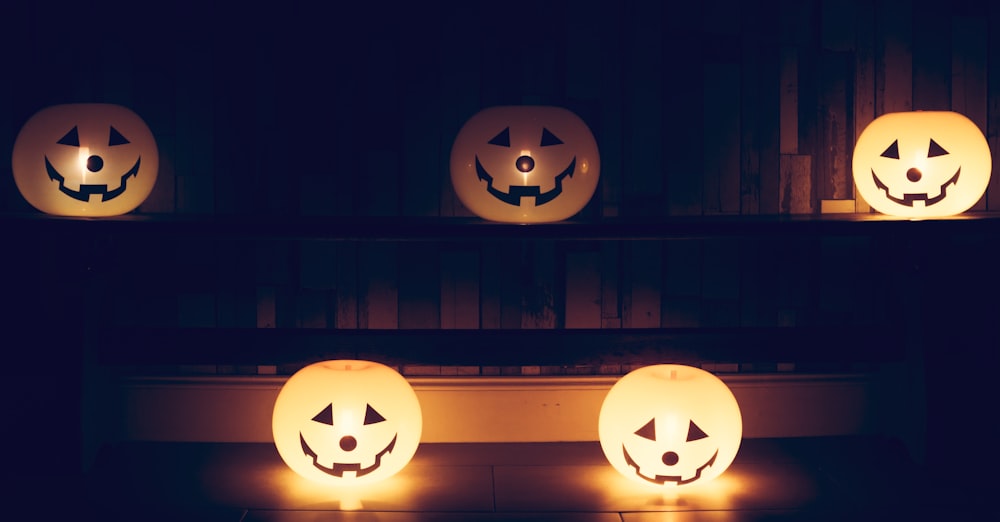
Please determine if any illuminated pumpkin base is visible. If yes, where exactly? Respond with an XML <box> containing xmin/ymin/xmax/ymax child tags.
<box><xmin>271</xmin><ymin>360</ymin><xmax>422</xmax><ymax>486</ymax></box>
<box><xmin>598</xmin><ymin>364</ymin><xmax>742</xmax><ymax>488</ymax></box>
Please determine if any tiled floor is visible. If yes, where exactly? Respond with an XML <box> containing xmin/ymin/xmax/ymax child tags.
<box><xmin>73</xmin><ymin>436</ymin><xmax>989</xmax><ymax>521</ymax></box>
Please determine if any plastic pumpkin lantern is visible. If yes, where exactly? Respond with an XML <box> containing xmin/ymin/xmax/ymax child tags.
<box><xmin>271</xmin><ymin>360</ymin><xmax>422</xmax><ymax>486</ymax></box>
<box><xmin>599</xmin><ymin>364</ymin><xmax>742</xmax><ymax>487</ymax></box>
<box><xmin>450</xmin><ymin>105</ymin><xmax>600</xmax><ymax>223</ymax></box>
<box><xmin>852</xmin><ymin>111</ymin><xmax>991</xmax><ymax>218</ymax></box>
<box><xmin>12</xmin><ymin>103</ymin><xmax>159</xmax><ymax>217</ymax></box>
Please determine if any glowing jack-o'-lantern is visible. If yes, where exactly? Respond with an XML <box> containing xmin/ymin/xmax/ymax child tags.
<box><xmin>272</xmin><ymin>360</ymin><xmax>422</xmax><ymax>486</ymax></box>
<box><xmin>599</xmin><ymin>364</ymin><xmax>742</xmax><ymax>487</ymax></box>
<box><xmin>852</xmin><ymin>111</ymin><xmax>991</xmax><ymax>218</ymax></box>
<box><xmin>450</xmin><ymin>105</ymin><xmax>600</xmax><ymax>223</ymax></box>
<box><xmin>12</xmin><ymin>103</ymin><xmax>159</xmax><ymax>217</ymax></box>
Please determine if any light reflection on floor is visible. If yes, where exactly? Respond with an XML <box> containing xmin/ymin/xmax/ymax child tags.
<box><xmin>84</xmin><ymin>437</ymin><xmax>938</xmax><ymax>521</ymax></box>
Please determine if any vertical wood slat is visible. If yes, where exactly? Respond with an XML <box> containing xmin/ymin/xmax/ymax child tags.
<box><xmin>989</xmin><ymin>4</ymin><xmax>1000</xmax><ymax>211</ymax></box>
<box><xmin>600</xmin><ymin>242</ymin><xmax>622</xmax><ymax>328</ymax></box>
<box><xmin>503</xmin><ymin>243</ymin><xmax>527</xmax><ymax>329</ymax></box>
<box><xmin>622</xmin><ymin>1</ymin><xmax>663</xmax><ymax>216</ymax></box>
<box><xmin>521</xmin><ymin>242</ymin><xmax>557</xmax><ymax>329</ymax></box>
<box><xmin>518</xmin><ymin>2</ymin><xmax>559</xmax><ymax>105</ymax></box>
<box><xmin>297</xmin><ymin>242</ymin><xmax>338</xmax><ymax>329</ymax></box>
<box><xmin>817</xmin><ymin>51</ymin><xmax>852</xmax><ymax>202</ymax></box>
<box><xmin>952</xmin><ymin>17</ymin><xmax>989</xmax><ymax>132</ymax></box>
<box><xmin>256</xmin><ymin>287</ymin><xmax>276</xmax><ymax>329</ymax></box>
<box><xmin>660</xmin><ymin>2</ymin><xmax>708</xmax><ymax>218</ymax></box>
<box><xmin>623</xmin><ymin>241</ymin><xmax>661</xmax><ymax>328</ymax></box>
<box><xmin>701</xmin><ymin>238</ymin><xmax>741</xmax><ymax>327</ymax></box>
<box><xmin>178</xmin><ymin>294</ymin><xmax>216</xmax><ymax>328</ymax></box>
<box><xmin>565</xmin><ymin>0</ymin><xmax>607</xmax><ymax>221</ymax></box>
<box><xmin>294</xmin><ymin>287</ymin><xmax>332</xmax><ymax>328</ymax></box>
<box><xmin>911</xmin><ymin>2</ymin><xmax>951</xmax><ymax>111</ymax></box>
<box><xmin>703</xmin><ymin>63</ymin><xmax>742</xmax><ymax>215</ymax></box>
<box><xmin>661</xmin><ymin>241</ymin><xmax>701</xmax><ymax>328</ymax></box>
<box><xmin>739</xmin><ymin>237</ymin><xmax>778</xmax><ymax>327</ymax></box>
<box><xmin>255</xmin><ymin>240</ymin><xmax>293</xmax><ymax>329</ymax></box>
<box><xmin>740</xmin><ymin>5</ymin><xmax>780</xmax><ymax>216</ymax></box>
<box><xmin>398</xmin><ymin>243</ymin><xmax>441</xmax><ymax>329</ymax></box>
<box><xmin>479</xmin><ymin>242</ymin><xmax>523</xmax><ymax>329</ymax></box>
<box><xmin>175</xmin><ymin>238</ymin><xmax>217</xmax><ymax>328</ymax></box>
<box><xmin>400</xmin><ymin>7</ymin><xmax>442</xmax><ymax>218</ymax></box>
<box><xmin>479</xmin><ymin>243</ymin><xmax>502</xmax><ymax>330</ymax></box>
<box><xmin>951</xmin><ymin>16</ymin><xmax>990</xmax><ymax>212</ymax></box>
<box><xmin>437</xmin><ymin>1</ymin><xmax>481</xmax><ymax>218</ymax></box>
<box><xmin>780</xmin><ymin>46</ymin><xmax>799</xmax><ymax>156</ymax></box>
<box><xmin>777</xmin><ymin>0</ymin><xmax>815</xmax><ymax>215</ymax></box>
<box><xmin>216</xmin><ymin>287</ymin><xmax>257</xmax><ymax>329</ymax></box>
<box><xmin>360</xmin><ymin>36</ymin><xmax>401</xmax><ymax>217</ymax></box>
<box><xmin>172</xmin><ymin>35</ymin><xmax>213</xmax><ymax>215</ymax></box>
<box><xmin>359</xmin><ymin>243</ymin><xmax>398</xmax><ymax>329</ymax></box>
<box><xmin>740</xmin><ymin>33</ymin><xmax>762</xmax><ymax>217</ymax></box>
<box><xmin>853</xmin><ymin>0</ymin><xmax>876</xmax><ymax>213</ymax></box>
<box><xmin>129</xmin><ymin>44</ymin><xmax>176</xmax><ymax>214</ymax></box>
<box><xmin>821</xmin><ymin>0</ymin><xmax>857</xmax><ymax>52</ymax></box>
<box><xmin>597</xmin><ymin>1</ymin><xmax>624</xmax><ymax>218</ymax></box>
<box><xmin>335</xmin><ymin>244</ymin><xmax>359</xmax><ymax>329</ymax></box>
<box><xmin>564</xmin><ymin>248</ymin><xmax>602</xmax><ymax>329</ymax></box>
<box><xmin>776</xmin><ymin>237</ymin><xmax>812</xmax><ymax>327</ymax></box>
<box><xmin>215</xmin><ymin>241</ymin><xmax>256</xmax><ymax>328</ymax></box>
<box><xmin>877</xmin><ymin>0</ymin><xmax>913</xmax><ymax>115</ymax></box>
<box><xmin>440</xmin><ymin>249</ymin><xmax>480</xmax><ymax>329</ymax></box>
<box><xmin>780</xmin><ymin>154</ymin><xmax>814</xmax><ymax>214</ymax></box>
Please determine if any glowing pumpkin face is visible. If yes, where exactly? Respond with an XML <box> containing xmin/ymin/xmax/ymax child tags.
<box><xmin>599</xmin><ymin>364</ymin><xmax>742</xmax><ymax>487</ymax></box>
<box><xmin>271</xmin><ymin>360</ymin><xmax>422</xmax><ymax>486</ymax></box>
<box><xmin>450</xmin><ymin>105</ymin><xmax>600</xmax><ymax>223</ymax></box>
<box><xmin>12</xmin><ymin>103</ymin><xmax>158</xmax><ymax>217</ymax></box>
<box><xmin>852</xmin><ymin>111</ymin><xmax>991</xmax><ymax>218</ymax></box>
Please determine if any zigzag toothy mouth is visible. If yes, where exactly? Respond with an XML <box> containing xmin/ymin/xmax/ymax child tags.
<box><xmin>300</xmin><ymin>433</ymin><xmax>397</xmax><ymax>478</ymax></box>
<box><xmin>623</xmin><ymin>445</ymin><xmax>718</xmax><ymax>485</ymax></box>
<box><xmin>871</xmin><ymin>167</ymin><xmax>960</xmax><ymax>207</ymax></box>
<box><xmin>474</xmin><ymin>156</ymin><xmax>576</xmax><ymax>206</ymax></box>
<box><xmin>45</xmin><ymin>156</ymin><xmax>142</xmax><ymax>202</ymax></box>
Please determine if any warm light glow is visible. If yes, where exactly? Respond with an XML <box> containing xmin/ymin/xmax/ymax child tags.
<box><xmin>450</xmin><ymin>105</ymin><xmax>600</xmax><ymax>223</ymax></box>
<box><xmin>271</xmin><ymin>360</ymin><xmax>422</xmax><ymax>486</ymax></box>
<box><xmin>598</xmin><ymin>364</ymin><xmax>742</xmax><ymax>488</ymax></box>
<box><xmin>77</xmin><ymin>146</ymin><xmax>90</xmax><ymax>185</ymax></box>
<box><xmin>12</xmin><ymin>103</ymin><xmax>159</xmax><ymax>217</ymax></box>
<box><xmin>852</xmin><ymin>111</ymin><xmax>991</xmax><ymax>218</ymax></box>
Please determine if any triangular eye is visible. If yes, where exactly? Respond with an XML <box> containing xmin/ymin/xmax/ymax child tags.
<box><xmin>880</xmin><ymin>140</ymin><xmax>899</xmax><ymax>159</ymax></box>
<box><xmin>363</xmin><ymin>404</ymin><xmax>386</xmax><ymax>425</ymax></box>
<box><xmin>488</xmin><ymin>127</ymin><xmax>511</xmax><ymax>147</ymax></box>
<box><xmin>686</xmin><ymin>420</ymin><xmax>708</xmax><ymax>441</ymax></box>
<box><xmin>634</xmin><ymin>418</ymin><xmax>656</xmax><ymax>441</ymax></box>
<box><xmin>109</xmin><ymin>126</ymin><xmax>130</xmax><ymax>146</ymax></box>
<box><xmin>57</xmin><ymin>127</ymin><xmax>80</xmax><ymax>147</ymax></box>
<box><xmin>312</xmin><ymin>403</ymin><xmax>334</xmax><ymax>425</ymax></box>
<box><xmin>540</xmin><ymin>128</ymin><xmax>563</xmax><ymax>146</ymax></box>
<box><xmin>927</xmin><ymin>139</ymin><xmax>948</xmax><ymax>158</ymax></box>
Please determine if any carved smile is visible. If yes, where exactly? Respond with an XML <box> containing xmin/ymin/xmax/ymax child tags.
<box><xmin>300</xmin><ymin>433</ymin><xmax>397</xmax><ymax>478</ymax></box>
<box><xmin>623</xmin><ymin>445</ymin><xmax>719</xmax><ymax>485</ymax></box>
<box><xmin>45</xmin><ymin>156</ymin><xmax>141</xmax><ymax>203</ymax></box>
<box><xmin>872</xmin><ymin>167</ymin><xmax>961</xmax><ymax>207</ymax></box>
<box><xmin>474</xmin><ymin>156</ymin><xmax>576</xmax><ymax>206</ymax></box>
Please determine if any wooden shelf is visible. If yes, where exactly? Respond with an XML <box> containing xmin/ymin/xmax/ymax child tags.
<box><xmin>93</xmin><ymin>325</ymin><xmax>904</xmax><ymax>369</ymax></box>
<box><xmin>5</xmin><ymin>211</ymin><xmax>1000</xmax><ymax>242</ymax></box>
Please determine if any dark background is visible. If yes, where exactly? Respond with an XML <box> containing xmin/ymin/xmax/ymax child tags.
<box><xmin>2</xmin><ymin>0</ymin><xmax>999</xmax><ymax>499</ymax></box>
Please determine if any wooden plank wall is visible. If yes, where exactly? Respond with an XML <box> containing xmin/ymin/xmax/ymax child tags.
<box><xmin>1</xmin><ymin>0</ymin><xmax>996</xmax><ymax>370</ymax></box>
